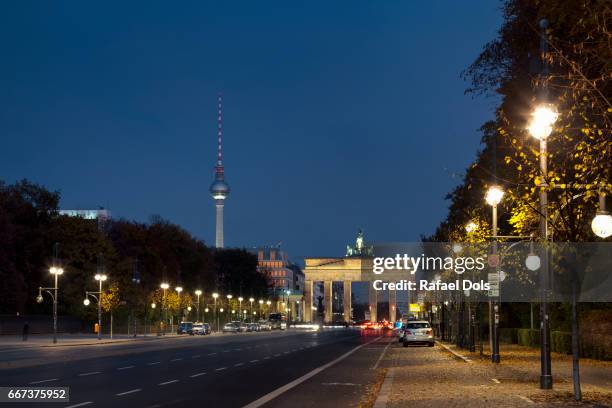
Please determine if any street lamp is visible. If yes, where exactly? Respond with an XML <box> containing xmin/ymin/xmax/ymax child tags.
<box><xmin>258</xmin><ymin>299</ymin><xmax>264</xmax><ymax>318</ymax></box>
<box><xmin>37</xmin><ymin>243</ymin><xmax>63</xmax><ymax>344</ymax></box>
<box><xmin>592</xmin><ymin>192</ymin><xmax>612</xmax><ymax>238</ymax></box>
<box><xmin>195</xmin><ymin>290</ymin><xmax>202</xmax><ymax>322</ymax></box>
<box><xmin>84</xmin><ymin>273</ymin><xmax>107</xmax><ymax>340</ymax></box>
<box><xmin>176</xmin><ymin>286</ymin><xmax>183</xmax><ymax>324</ymax></box>
<box><xmin>485</xmin><ymin>185</ymin><xmax>504</xmax><ymax>363</ymax></box>
<box><xmin>212</xmin><ymin>292</ymin><xmax>219</xmax><ymax>332</ymax></box>
<box><xmin>238</xmin><ymin>297</ymin><xmax>244</xmax><ymax>321</ymax></box>
<box><xmin>249</xmin><ymin>297</ymin><xmax>255</xmax><ymax>321</ymax></box>
<box><xmin>528</xmin><ymin>18</ymin><xmax>557</xmax><ymax>390</ymax></box>
<box><xmin>160</xmin><ymin>282</ymin><xmax>169</xmax><ymax>335</ymax></box>
<box><xmin>465</xmin><ymin>221</ymin><xmax>478</xmax><ymax>233</ymax></box>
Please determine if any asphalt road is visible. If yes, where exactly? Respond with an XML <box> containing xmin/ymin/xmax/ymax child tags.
<box><xmin>1</xmin><ymin>329</ymin><xmax>390</xmax><ymax>408</ymax></box>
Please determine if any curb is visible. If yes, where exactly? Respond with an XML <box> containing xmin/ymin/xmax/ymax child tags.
<box><xmin>435</xmin><ymin>341</ymin><xmax>473</xmax><ymax>363</ymax></box>
<box><xmin>373</xmin><ymin>368</ymin><xmax>395</xmax><ymax>408</ymax></box>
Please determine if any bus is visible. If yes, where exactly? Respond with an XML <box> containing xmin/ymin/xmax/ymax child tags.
<box><xmin>268</xmin><ymin>313</ymin><xmax>287</xmax><ymax>330</ymax></box>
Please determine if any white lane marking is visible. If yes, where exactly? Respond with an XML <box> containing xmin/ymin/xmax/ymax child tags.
<box><xmin>158</xmin><ymin>379</ymin><xmax>179</xmax><ymax>386</ymax></box>
<box><xmin>65</xmin><ymin>402</ymin><xmax>93</xmax><ymax>408</ymax></box>
<box><xmin>190</xmin><ymin>372</ymin><xmax>207</xmax><ymax>378</ymax></box>
<box><xmin>117</xmin><ymin>365</ymin><xmax>135</xmax><ymax>370</ymax></box>
<box><xmin>263</xmin><ymin>356</ymin><xmax>271</xmax><ymax>359</ymax></box>
<box><xmin>516</xmin><ymin>395</ymin><xmax>534</xmax><ymax>404</ymax></box>
<box><xmin>215</xmin><ymin>367</ymin><xmax>228</xmax><ymax>371</ymax></box>
<box><xmin>273</xmin><ymin>354</ymin><xmax>281</xmax><ymax>357</ymax></box>
<box><xmin>372</xmin><ymin>340</ymin><xmax>392</xmax><ymax>370</ymax></box>
<box><xmin>78</xmin><ymin>371</ymin><xmax>101</xmax><ymax>377</ymax></box>
<box><xmin>249</xmin><ymin>359</ymin><xmax>259</xmax><ymax>363</ymax></box>
<box><xmin>148</xmin><ymin>361</ymin><xmax>161</xmax><ymax>365</ymax></box>
<box><xmin>234</xmin><ymin>362</ymin><xmax>244</xmax><ymax>367</ymax></box>
<box><xmin>116</xmin><ymin>388</ymin><xmax>142</xmax><ymax>396</ymax></box>
<box><xmin>492</xmin><ymin>378</ymin><xmax>501</xmax><ymax>384</ymax></box>
<box><xmin>283</xmin><ymin>351</ymin><xmax>290</xmax><ymax>354</ymax></box>
<box><xmin>192</xmin><ymin>355</ymin><xmax>201</xmax><ymax>358</ymax></box>
<box><xmin>242</xmin><ymin>336</ymin><xmax>381</xmax><ymax>408</ymax></box>
<box><xmin>373</xmin><ymin>367</ymin><xmax>395</xmax><ymax>408</ymax></box>
<box><xmin>170</xmin><ymin>358</ymin><xmax>183</xmax><ymax>362</ymax></box>
<box><xmin>207</xmin><ymin>352</ymin><xmax>217</xmax><ymax>356</ymax></box>
<box><xmin>29</xmin><ymin>378</ymin><xmax>58</xmax><ymax>384</ymax></box>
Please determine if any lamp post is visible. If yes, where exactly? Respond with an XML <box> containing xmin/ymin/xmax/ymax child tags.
<box><xmin>249</xmin><ymin>298</ymin><xmax>254</xmax><ymax>321</ymax></box>
<box><xmin>266</xmin><ymin>300</ymin><xmax>271</xmax><ymax>318</ymax></box>
<box><xmin>149</xmin><ymin>302</ymin><xmax>156</xmax><ymax>336</ymax></box>
<box><xmin>238</xmin><ymin>297</ymin><xmax>244</xmax><ymax>321</ymax></box>
<box><xmin>527</xmin><ymin>19</ymin><xmax>558</xmax><ymax>389</ymax></box>
<box><xmin>258</xmin><ymin>299</ymin><xmax>264</xmax><ymax>319</ymax></box>
<box><xmin>227</xmin><ymin>294</ymin><xmax>233</xmax><ymax>322</ymax></box>
<box><xmin>176</xmin><ymin>286</ymin><xmax>183</xmax><ymax>326</ymax></box>
<box><xmin>485</xmin><ymin>185</ymin><xmax>504</xmax><ymax>363</ymax></box>
<box><xmin>212</xmin><ymin>292</ymin><xmax>219</xmax><ymax>332</ymax></box>
<box><xmin>84</xmin><ymin>273</ymin><xmax>107</xmax><ymax>340</ymax></box>
<box><xmin>160</xmin><ymin>282</ymin><xmax>169</xmax><ymax>335</ymax></box>
<box><xmin>195</xmin><ymin>290</ymin><xmax>202</xmax><ymax>322</ymax></box>
<box><xmin>37</xmin><ymin>243</ymin><xmax>63</xmax><ymax>344</ymax></box>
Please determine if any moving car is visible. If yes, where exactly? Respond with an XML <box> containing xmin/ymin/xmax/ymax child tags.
<box><xmin>190</xmin><ymin>323</ymin><xmax>211</xmax><ymax>335</ymax></box>
<box><xmin>177</xmin><ymin>321</ymin><xmax>193</xmax><ymax>335</ymax></box>
<box><xmin>222</xmin><ymin>322</ymin><xmax>240</xmax><ymax>333</ymax></box>
<box><xmin>269</xmin><ymin>313</ymin><xmax>286</xmax><ymax>330</ymax></box>
<box><xmin>258</xmin><ymin>320</ymin><xmax>272</xmax><ymax>331</ymax></box>
<box><xmin>401</xmin><ymin>321</ymin><xmax>434</xmax><ymax>347</ymax></box>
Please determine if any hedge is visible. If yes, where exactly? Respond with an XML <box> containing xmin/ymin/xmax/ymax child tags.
<box><xmin>499</xmin><ymin>328</ymin><xmax>518</xmax><ymax>344</ymax></box>
<box><xmin>510</xmin><ymin>329</ymin><xmax>610</xmax><ymax>360</ymax></box>
<box><xmin>517</xmin><ymin>328</ymin><xmax>539</xmax><ymax>348</ymax></box>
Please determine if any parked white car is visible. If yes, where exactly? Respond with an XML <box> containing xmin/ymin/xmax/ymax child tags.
<box><xmin>401</xmin><ymin>321</ymin><xmax>434</xmax><ymax>347</ymax></box>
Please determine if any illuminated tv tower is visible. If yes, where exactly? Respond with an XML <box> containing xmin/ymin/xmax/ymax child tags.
<box><xmin>209</xmin><ymin>94</ymin><xmax>230</xmax><ymax>248</ymax></box>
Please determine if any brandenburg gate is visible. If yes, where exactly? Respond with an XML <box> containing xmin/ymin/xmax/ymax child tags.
<box><xmin>303</xmin><ymin>231</ymin><xmax>410</xmax><ymax>324</ymax></box>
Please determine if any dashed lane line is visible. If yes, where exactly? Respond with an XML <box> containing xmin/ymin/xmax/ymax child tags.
<box><xmin>65</xmin><ymin>402</ymin><xmax>93</xmax><ymax>408</ymax></box>
<box><xmin>190</xmin><ymin>372</ymin><xmax>207</xmax><ymax>378</ymax></box>
<box><xmin>116</xmin><ymin>388</ymin><xmax>142</xmax><ymax>396</ymax></box>
<box><xmin>207</xmin><ymin>352</ymin><xmax>217</xmax><ymax>356</ymax></box>
<box><xmin>29</xmin><ymin>378</ymin><xmax>58</xmax><ymax>385</ymax></box>
<box><xmin>78</xmin><ymin>371</ymin><xmax>101</xmax><ymax>377</ymax></box>
<box><xmin>170</xmin><ymin>358</ymin><xmax>183</xmax><ymax>362</ymax></box>
<box><xmin>117</xmin><ymin>365</ymin><xmax>135</xmax><ymax>370</ymax></box>
<box><xmin>215</xmin><ymin>367</ymin><xmax>228</xmax><ymax>371</ymax></box>
<box><xmin>148</xmin><ymin>362</ymin><xmax>161</xmax><ymax>365</ymax></box>
<box><xmin>249</xmin><ymin>359</ymin><xmax>259</xmax><ymax>363</ymax></box>
<box><xmin>158</xmin><ymin>379</ymin><xmax>179</xmax><ymax>386</ymax></box>
<box><xmin>234</xmin><ymin>362</ymin><xmax>244</xmax><ymax>367</ymax></box>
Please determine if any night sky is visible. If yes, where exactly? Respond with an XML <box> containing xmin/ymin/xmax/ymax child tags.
<box><xmin>1</xmin><ymin>1</ymin><xmax>501</xmax><ymax>261</ymax></box>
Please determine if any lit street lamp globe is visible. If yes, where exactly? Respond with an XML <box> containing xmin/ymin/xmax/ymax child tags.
<box><xmin>592</xmin><ymin>211</ymin><xmax>612</xmax><ymax>238</ymax></box>
<box><xmin>36</xmin><ymin>295</ymin><xmax>43</xmax><ymax>304</ymax></box>
<box><xmin>160</xmin><ymin>283</ymin><xmax>169</xmax><ymax>290</ymax></box>
<box><xmin>151</xmin><ymin>303</ymin><xmax>156</xmax><ymax>309</ymax></box>
<box><xmin>212</xmin><ymin>293</ymin><xmax>219</xmax><ymax>299</ymax></box>
<box><xmin>465</xmin><ymin>221</ymin><xmax>478</xmax><ymax>233</ymax></box>
<box><xmin>195</xmin><ymin>290</ymin><xmax>202</xmax><ymax>296</ymax></box>
<box><xmin>83</xmin><ymin>298</ymin><xmax>90</xmax><ymax>306</ymax></box>
<box><xmin>528</xmin><ymin>104</ymin><xmax>558</xmax><ymax>140</ymax></box>
<box><xmin>485</xmin><ymin>186</ymin><xmax>504</xmax><ymax>206</ymax></box>
<box><xmin>525</xmin><ymin>254</ymin><xmax>541</xmax><ymax>271</ymax></box>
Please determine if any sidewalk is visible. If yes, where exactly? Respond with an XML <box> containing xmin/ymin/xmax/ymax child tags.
<box><xmin>373</xmin><ymin>339</ymin><xmax>612</xmax><ymax>407</ymax></box>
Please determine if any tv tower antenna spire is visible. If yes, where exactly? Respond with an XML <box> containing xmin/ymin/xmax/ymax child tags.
<box><xmin>209</xmin><ymin>93</ymin><xmax>230</xmax><ymax>248</ymax></box>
